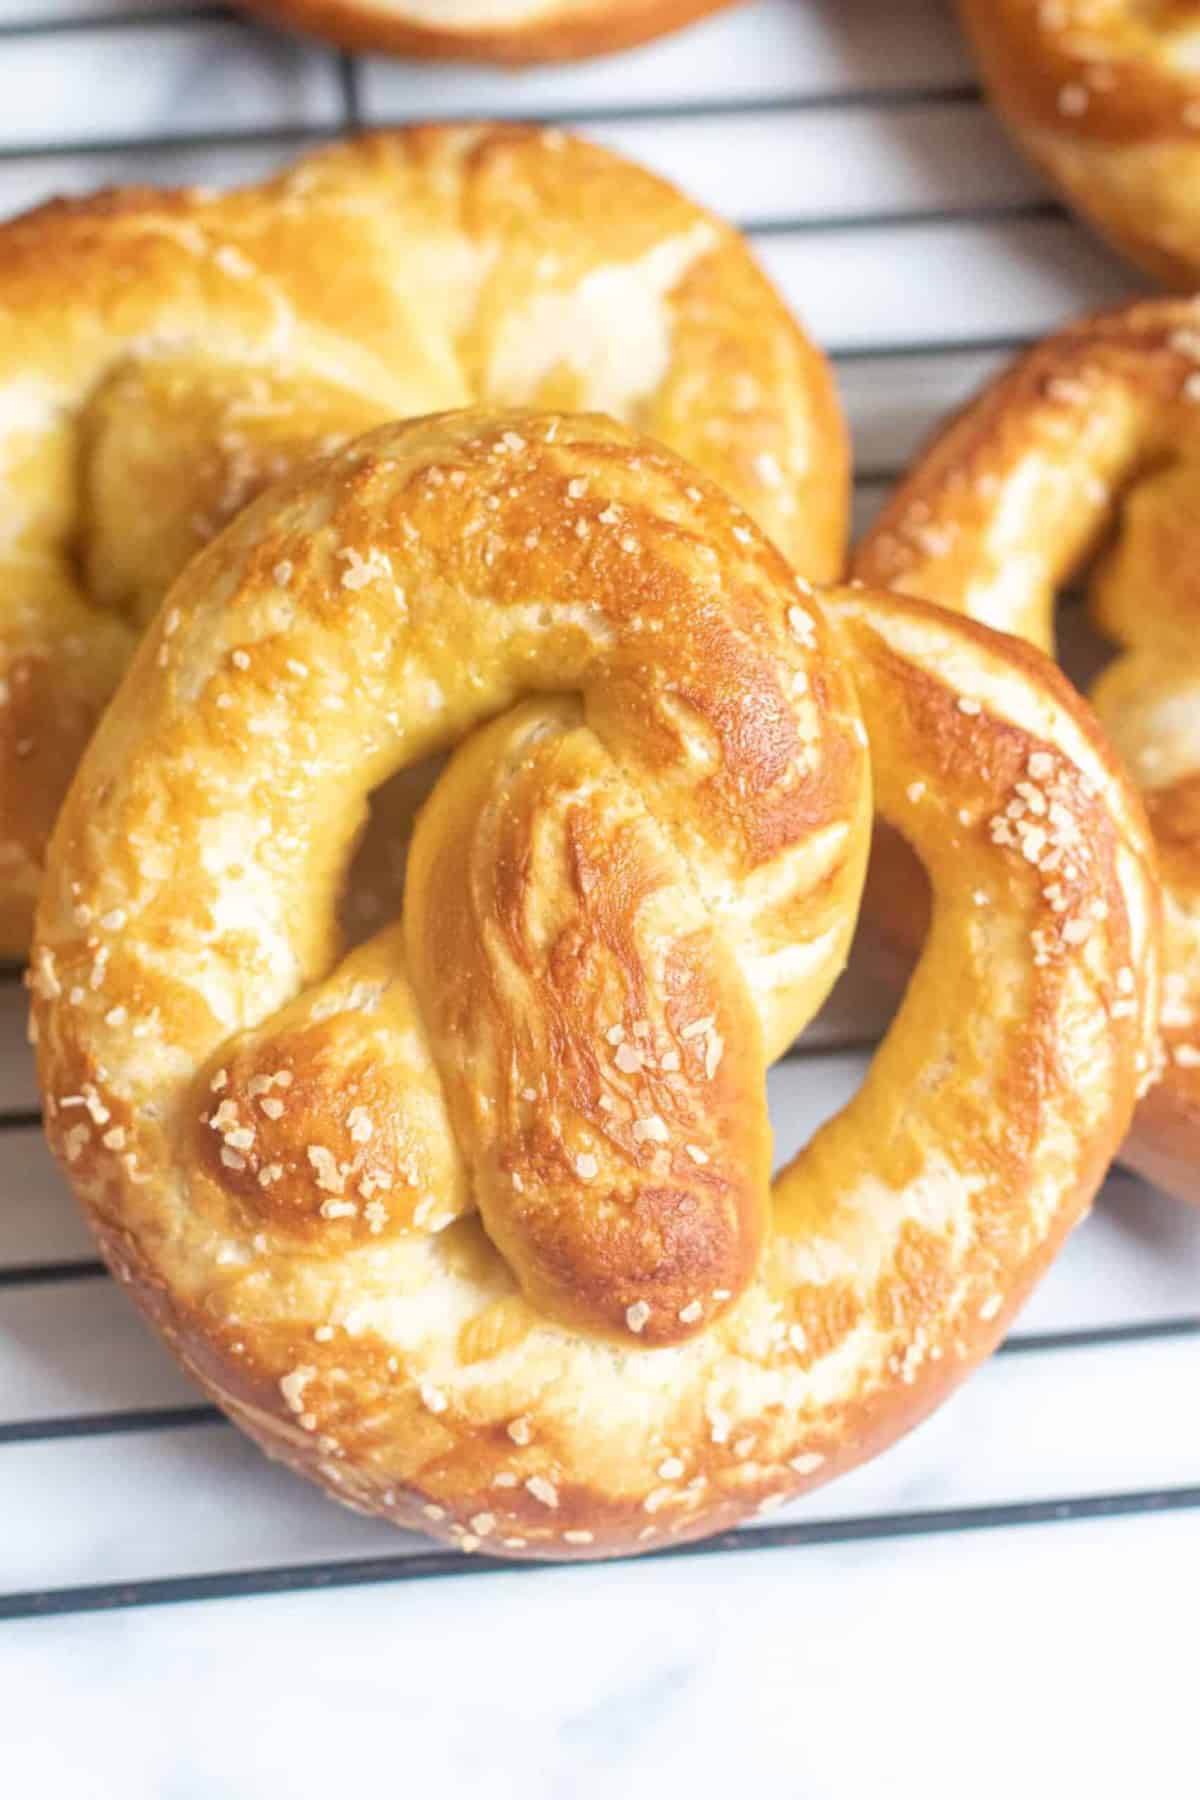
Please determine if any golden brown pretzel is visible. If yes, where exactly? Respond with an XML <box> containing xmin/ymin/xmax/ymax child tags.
<box><xmin>0</xmin><ymin>124</ymin><xmax>844</xmax><ymax>960</ymax></box>
<box><xmin>33</xmin><ymin>409</ymin><xmax>1160</xmax><ymax>1558</ymax></box>
<box><xmin>241</xmin><ymin>0</ymin><xmax>740</xmax><ymax>62</ymax></box>
<box><xmin>856</xmin><ymin>296</ymin><xmax>1200</xmax><ymax>1203</ymax></box>
<box><xmin>959</xmin><ymin>0</ymin><xmax>1200</xmax><ymax>285</ymax></box>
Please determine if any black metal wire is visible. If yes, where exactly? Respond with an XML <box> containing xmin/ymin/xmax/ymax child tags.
<box><xmin>833</xmin><ymin>333</ymin><xmax>1036</xmax><ymax>364</ymax></box>
<box><xmin>0</xmin><ymin>1256</ymin><xmax>106</xmax><ymax>1290</ymax></box>
<box><xmin>337</xmin><ymin>50</ymin><xmax>362</xmax><ymax>129</ymax></box>
<box><xmin>0</xmin><ymin>1108</ymin><xmax>46</xmax><ymax>1135</ymax></box>
<box><xmin>0</xmin><ymin>131</ymin><xmax>1047</xmax><ymax>258</ymax></box>
<box><xmin>0</xmin><ymin>6</ymin><xmax>236</xmax><ymax>38</ymax></box>
<box><xmin>0</xmin><ymin>1402</ymin><xmax>222</xmax><ymax>1446</ymax></box>
<box><xmin>751</xmin><ymin>199</ymin><xmax>1064</xmax><ymax>239</ymax></box>
<box><xmin>4</xmin><ymin>1484</ymin><xmax>1198</xmax><ymax>1622</ymax></box>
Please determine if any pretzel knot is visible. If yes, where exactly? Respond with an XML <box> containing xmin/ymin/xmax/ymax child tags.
<box><xmin>35</xmin><ymin>412</ymin><xmax>1159</xmax><ymax>1558</ymax></box>
<box><xmin>856</xmin><ymin>296</ymin><xmax>1200</xmax><ymax>1203</ymax></box>
<box><xmin>960</xmin><ymin>0</ymin><xmax>1200</xmax><ymax>284</ymax></box>
<box><xmin>0</xmin><ymin>124</ymin><xmax>843</xmax><ymax>957</ymax></box>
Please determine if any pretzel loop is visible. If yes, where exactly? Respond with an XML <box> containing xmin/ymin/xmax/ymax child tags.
<box><xmin>856</xmin><ymin>298</ymin><xmax>1200</xmax><ymax>1199</ymax></box>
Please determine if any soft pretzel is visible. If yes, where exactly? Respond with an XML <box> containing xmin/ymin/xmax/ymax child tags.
<box><xmin>959</xmin><ymin>0</ymin><xmax>1200</xmax><ymax>286</ymax></box>
<box><xmin>33</xmin><ymin>409</ymin><xmax>1160</xmax><ymax>1559</ymax></box>
<box><xmin>0</xmin><ymin>124</ymin><xmax>843</xmax><ymax>959</ymax></box>
<box><xmin>241</xmin><ymin>0</ymin><xmax>739</xmax><ymax>62</ymax></box>
<box><xmin>856</xmin><ymin>296</ymin><xmax>1200</xmax><ymax>1203</ymax></box>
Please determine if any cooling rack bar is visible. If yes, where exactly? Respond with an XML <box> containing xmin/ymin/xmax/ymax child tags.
<box><xmin>0</xmin><ymin>125</ymin><xmax>331</xmax><ymax>162</ymax></box>
<box><xmin>0</xmin><ymin>1402</ymin><xmax>221</xmax><ymax>1445</ymax></box>
<box><xmin>832</xmin><ymin>333</ymin><xmax>1036</xmax><ymax>364</ymax></box>
<box><xmin>0</xmin><ymin>5</ymin><xmax>235</xmax><ymax>36</ymax></box>
<box><xmin>3</xmin><ymin>1315</ymin><xmax>1197</xmax><ymax>1446</ymax></box>
<box><xmin>752</xmin><ymin>200</ymin><xmax>1063</xmax><ymax>238</ymax></box>
<box><xmin>0</xmin><ymin>94</ymin><xmax>994</xmax><ymax>166</ymax></box>
<box><xmin>0</xmin><ymin>1256</ymin><xmax>105</xmax><ymax>1290</ymax></box>
<box><xmin>337</xmin><ymin>50</ymin><xmax>361</xmax><ymax>128</ymax></box>
<box><xmin>4</xmin><ymin>1483</ymin><xmax>1197</xmax><ymax>1622</ymax></box>
<box><xmin>370</xmin><ymin>85</ymin><xmax>989</xmax><ymax>128</ymax></box>
<box><xmin>996</xmin><ymin>1316</ymin><xmax>1200</xmax><ymax>1355</ymax></box>
<box><xmin>0</xmin><ymin>132</ymin><xmax>1039</xmax><ymax>253</ymax></box>
<box><xmin>0</xmin><ymin>1109</ymin><xmax>46</xmax><ymax>1134</ymax></box>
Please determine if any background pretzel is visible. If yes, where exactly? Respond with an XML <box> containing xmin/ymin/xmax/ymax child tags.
<box><xmin>959</xmin><ymin>0</ymin><xmax>1200</xmax><ymax>286</ymax></box>
<box><xmin>242</xmin><ymin>0</ymin><xmax>740</xmax><ymax>60</ymax></box>
<box><xmin>0</xmin><ymin>123</ymin><xmax>843</xmax><ymax>960</ymax></box>
<box><xmin>856</xmin><ymin>296</ymin><xmax>1200</xmax><ymax>1204</ymax></box>
<box><xmin>33</xmin><ymin>409</ymin><xmax>1160</xmax><ymax>1559</ymax></box>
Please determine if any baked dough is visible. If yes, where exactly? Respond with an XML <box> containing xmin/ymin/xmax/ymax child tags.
<box><xmin>960</xmin><ymin>0</ymin><xmax>1200</xmax><ymax>286</ymax></box>
<box><xmin>242</xmin><ymin>0</ymin><xmax>741</xmax><ymax>62</ymax></box>
<box><xmin>0</xmin><ymin>124</ymin><xmax>844</xmax><ymax>957</ymax></box>
<box><xmin>856</xmin><ymin>296</ymin><xmax>1200</xmax><ymax>1202</ymax></box>
<box><xmin>34</xmin><ymin>410</ymin><xmax>1160</xmax><ymax>1557</ymax></box>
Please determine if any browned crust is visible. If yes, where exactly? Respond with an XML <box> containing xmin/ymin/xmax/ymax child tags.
<box><xmin>958</xmin><ymin>0</ymin><xmax>1200</xmax><ymax>285</ymax></box>
<box><xmin>241</xmin><ymin>0</ymin><xmax>740</xmax><ymax>62</ymax></box>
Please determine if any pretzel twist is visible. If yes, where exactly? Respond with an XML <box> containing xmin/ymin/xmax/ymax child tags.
<box><xmin>0</xmin><ymin>124</ymin><xmax>843</xmax><ymax>958</ymax></box>
<box><xmin>960</xmin><ymin>0</ymin><xmax>1200</xmax><ymax>285</ymax></box>
<box><xmin>241</xmin><ymin>0</ymin><xmax>740</xmax><ymax>61</ymax></box>
<box><xmin>33</xmin><ymin>410</ymin><xmax>1160</xmax><ymax>1557</ymax></box>
<box><xmin>856</xmin><ymin>297</ymin><xmax>1200</xmax><ymax>1202</ymax></box>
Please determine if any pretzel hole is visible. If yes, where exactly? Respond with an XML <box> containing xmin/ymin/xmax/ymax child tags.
<box><xmin>339</xmin><ymin>755</ymin><xmax>448</xmax><ymax>944</ymax></box>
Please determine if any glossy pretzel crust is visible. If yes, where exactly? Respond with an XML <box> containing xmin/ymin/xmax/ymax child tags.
<box><xmin>0</xmin><ymin>124</ymin><xmax>844</xmax><ymax>957</ymax></box>
<box><xmin>856</xmin><ymin>295</ymin><xmax>1200</xmax><ymax>1203</ymax></box>
<box><xmin>959</xmin><ymin>0</ymin><xmax>1200</xmax><ymax>286</ymax></box>
<box><xmin>242</xmin><ymin>0</ymin><xmax>740</xmax><ymax>61</ymax></box>
<box><xmin>33</xmin><ymin>411</ymin><xmax>1160</xmax><ymax>1559</ymax></box>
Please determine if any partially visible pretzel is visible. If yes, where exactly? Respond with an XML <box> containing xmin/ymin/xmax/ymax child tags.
<box><xmin>243</xmin><ymin>0</ymin><xmax>739</xmax><ymax>60</ymax></box>
<box><xmin>856</xmin><ymin>296</ymin><xmax>1200</xmax><ymax>1203</ymax></box>
<box><xmin>33</xmin><ymin>409</ymin><xmax>1159</xmax><ymax>1558</ymax></box>
<box><xmin>959</xmin><ymin>0</ymin><xmax>1200</xmax><ymax>285</ymax></box>
<box><xmin>0</xmin><ymin>123</ymin><xmax>843</xmax><ymax>959</ymax></box>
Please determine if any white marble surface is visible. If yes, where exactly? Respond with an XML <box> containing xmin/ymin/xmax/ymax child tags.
<box><xmin>0</xmin><ymin>3</ymin><xmax>1195</xmax><ymax>1795</ymax></box>
<box><xmin>5</xmin><ymin>1509</ymin><xmax>1195</xmax><ymax>1799</ymax></box>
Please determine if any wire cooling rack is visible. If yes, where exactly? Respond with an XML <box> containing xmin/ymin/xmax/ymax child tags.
<box><xmin>1</xmin><ymin>0</ymin><xmax>1198</xmax><ymax>1628</ymax></box>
